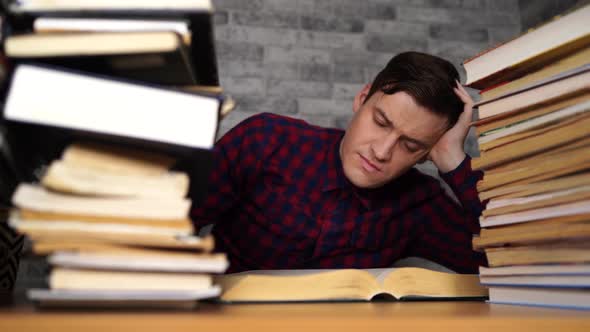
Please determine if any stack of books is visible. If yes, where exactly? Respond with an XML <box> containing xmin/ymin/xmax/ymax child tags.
<box><xmin>2</xmin><ymin>1</ymin><xmax>237</xmax><ymax>108</ymax></box>
<box><xmin>2</xmin><ymin>0</ymin><xmax>219</xmax><ymax>86</ymax></box>
<box><xmin>463</xmin><ymin>5</ymin><xmax>590</xmax><ymax>309</ymax></box>
<box><xmin>0</xmin><ymin>0</ymin><xmax>234</xmax><ymax>187</ymax></box>
<box><xmin>0</xmin><ymin>0</ymin><xmax>231</xmax><ymax>308</ymax></box>
<box><xmin>10</xmin><ymin>142</ymin><xmax>228</xmax><ymax>308</ymax></box>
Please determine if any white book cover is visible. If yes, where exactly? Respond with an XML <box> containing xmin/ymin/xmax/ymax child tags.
<box><xmin>9</xmin><ymin>0</ymin><xmax>213</xmax><ymax>12</ymax></box>
<box><xmin>49</xmin><ymin>251</ymin><xmax>229</xmax><ymax>273</ymax></box>
<box><xmin>4</xmin><ymin>65</ymin><xmax>219</xmax><ymax>150</ymax></box>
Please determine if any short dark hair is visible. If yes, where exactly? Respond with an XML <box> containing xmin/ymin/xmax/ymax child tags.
<box><xmin>366</xmin><ymin>52</ymin><xmax>463</xmax><ymax>128</ymax></box>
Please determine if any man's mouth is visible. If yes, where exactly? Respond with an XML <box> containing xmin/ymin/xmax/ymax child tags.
<box><xmin>359</xmin><ymin>154</ymin><xmax>381</xmax><ymax>173</ymax></box>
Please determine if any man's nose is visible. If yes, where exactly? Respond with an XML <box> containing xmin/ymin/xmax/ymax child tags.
<box><xmin>372</xmin><ymin>132</ymin><xmax>399</xmax><ymax>162</ymax></box>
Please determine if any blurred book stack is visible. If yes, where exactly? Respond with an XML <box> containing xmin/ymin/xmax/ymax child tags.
<box><xmin>10</xmin><ymin>142</ymin><xmax>228</xmax><ymax>308</ymax></box>
<box><xmin>2</xmin><ymin>0</ymin><xmax>219</xmax><ymax>86</ymax></box>
<box><xmin>463</xmin><ymin>5</ymin><xmax>590</xmax><ymax>310</ymax></box>
<box><xmin>0</xmin><ymin>0</ymin><xmax>232</xmax><ymax>308</ymax></box>
<box><xmin>0</xmin><ymin>0</ymin><xmax>234</xmax><ymax>195</ymax></box>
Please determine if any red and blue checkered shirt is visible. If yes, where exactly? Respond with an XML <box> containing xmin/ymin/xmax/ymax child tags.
<box><xmin>191</xmin><ymin>113</ymin><xmax>486</xmax><ymax>273</ymax></box>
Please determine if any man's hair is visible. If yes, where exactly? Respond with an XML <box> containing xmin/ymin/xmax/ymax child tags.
<box><xmin>366</xmin><ymin>52</ymin><xmax>463</xmax><ymax>128</ymax></box>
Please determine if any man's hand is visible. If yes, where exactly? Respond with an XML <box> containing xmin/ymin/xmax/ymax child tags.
<box><xmin>428</xmin><ymin>81</ymin><xmax>474</xmax><ymax>173</ymax></box>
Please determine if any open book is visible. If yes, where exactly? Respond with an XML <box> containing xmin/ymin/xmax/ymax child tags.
<box><xmin>215</xmin><ymin>268</ymin><xmax>487</xmax><ymax>303</ymax></box>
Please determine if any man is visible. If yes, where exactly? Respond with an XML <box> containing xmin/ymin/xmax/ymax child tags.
<box><xmin>192</xmin><ymin>52</ymin><xmax>486</xmax><ymax>273</ymax></box>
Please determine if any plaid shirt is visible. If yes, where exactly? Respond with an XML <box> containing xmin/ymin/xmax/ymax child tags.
<box><xmin>191</xmin><ymin>113</ymin><xmax>486</xmax><ymax>273</ymax></box>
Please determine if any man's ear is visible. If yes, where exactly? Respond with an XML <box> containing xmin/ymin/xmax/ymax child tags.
<box><xmin>352</xmin><ymin>84</ymin><xmax>371</xmax><ymax>114</ymax></box>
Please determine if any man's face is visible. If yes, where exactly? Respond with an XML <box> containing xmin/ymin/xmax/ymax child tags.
<box><xmin>340</xmin><ymin>85</ymin><xmax>449</xmax><ymax>189</ymax></box>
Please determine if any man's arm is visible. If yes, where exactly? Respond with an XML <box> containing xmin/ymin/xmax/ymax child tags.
<box><xmin>406</xmin><ymin>156</ymin><xmax>487</xmax><ymax>273</ymax></box>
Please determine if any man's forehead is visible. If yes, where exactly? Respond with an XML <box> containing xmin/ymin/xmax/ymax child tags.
<box><xmin>374</xmin><ymin>92</ymin><xmax>448</xmax><ymax>141</ymax></box>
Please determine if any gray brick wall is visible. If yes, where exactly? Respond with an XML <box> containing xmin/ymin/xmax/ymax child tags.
<box><xmin>519</xmin><ymin>0</ymin><xmax>589</xmax><ymax>31</ymax></box>
<box><xmin>212</xmin><ymin>0</ymin><xmax>522</xmax><ymax>160</ymax></box>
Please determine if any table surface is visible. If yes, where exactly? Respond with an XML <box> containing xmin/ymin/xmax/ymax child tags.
<box><xmin>1</xmin><ymin>293</ymin><xmax>590</xmax><ymax>332</ymax></box>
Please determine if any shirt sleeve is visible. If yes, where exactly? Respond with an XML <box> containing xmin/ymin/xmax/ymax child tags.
<box><xmin>190</xmin><ymin>114</ymin><xmax>267</xmax><ymax>230</ymax></box>
<box><xmin>406</xmin><ymin>155</ymin><xmax>487</xmax><ymax>273</ymax></box>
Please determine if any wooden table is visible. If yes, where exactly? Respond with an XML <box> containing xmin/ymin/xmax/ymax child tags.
<box><xmin>1</xmin><ymin>294</ymin><xmax>589</xmax><ymax>332</ymax></box>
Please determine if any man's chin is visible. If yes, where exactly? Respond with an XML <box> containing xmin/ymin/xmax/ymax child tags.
<box><xmin>346</xmin><ymin>172</ymin><xmax>387</xmax><ymax>189</ymax></box>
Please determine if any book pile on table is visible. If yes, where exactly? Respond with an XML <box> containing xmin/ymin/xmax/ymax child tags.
<box><xmin>0</xmin><ymin>0</ymin><xmax>233</xmax><ymax>195</ymax></box>
<box><xmin>463</xmin><ymin>5</ymin><xmax>590</xmax><ymax>310</ymax></box>
<box><xmin>0</xmin><ymin>0</ymin><xmax>231</xmax><ymax>308</ymax></box>
<box><xmin>9</xmin><ymin>142</ymin><xmax>228</xmax><ymax>309</ymax></box>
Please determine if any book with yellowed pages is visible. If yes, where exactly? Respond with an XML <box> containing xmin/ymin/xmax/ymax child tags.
<box><xmin>479</xmin><ymin>200</ymin><xmax>590</xmax><ymax>228</ymax></box>
<box><xmin>49</xmin><ymin>267</ymin><xmax>213</xmax><ymax>291</ymax></box>
<box><xmin>480</xmin><ymin>264</ymin><xmax>590</xmax><ymax>276</ymax></box>
<box><xmin>33</xmin><ymin>17</ymin><xmax>192</xmax><ymax>44</ymax></box>
<box><xmin>27</xmin><ymin>287</ymin><xmax>221</xmax><ymax>309</ymax></box>
<box><xmin>4</xmin><ymin>0</ymin><xmax>219</xmax><ymax>86</ymax></box>
<box><xmin>474</xmin><ymin>93</ymin><xmax>590</xmax><ymax>135</ymax></box>
<box><xmin>479</xmin><ymin>47</ymin><xmax>590</xmax><ymax>102</ymax></box>
<box><xmin>5</xmin><ymin>31</ymin><xmax>197</xmax><ymax>85</ymax></box>
<box><xmin>18</xmin><ymin>209</ymin><xmax>193</xmax><ymax>231</ymax></box>
<box><xmin>473</xmin><ymin>216</ymin><xmax>590</xmax><ymax>249</ymax></box>
<box><xmin>487</xmin><ymin>286</ymin><xmax>590</xmax><ymax>310</ymax></box>
<box><xmin>481</xmin><ymin>185</ymin><xmax>590</xmax><ymax>217</ymax></box>
<box><xmin>29</xmin><ymin>238</ymin><xmax>209</xmax><ymax>256</ymax></box>
<box><xmin>60</xmin><ymin>142</ymin><xmax>177</xmax><ymax>176</ymax></box>
<box><xmin>471</xmin><ymin>115</ymin><xmax>590</xmax><ymax>170</ymax></box>
<box><xmin>475</xmin><ymin>68</ymin><xmax>590</xmax><ymax>121</ymax></box>
<box><xmin>480</xmin><ymin>274</ymin><xmax>590</xmax><ymax>288</ymax></box>
<box><xmin>41</xmin><ymin>160</ymin><xmax>190</xmax><ymax>198</ymax></box>
<box><xmin>478</xmin><ymin>172</ymin><xmax>590</xmax><ymax>201</ymax></box>
<box><xmin>34</xmin><ymin>267</ymin><xmax>223</xmax><ymax>309</ymax></box>
<box><xmin>48</xmin><ymin>251</ymin><xmax>228</xmax><ymax>273</ymax></box>
<box><xmin>477</xmin><ymin>99</ymin><xmax>590</xmax><ymax>149</ymax></box>
<box><xmin>463</xmin><ymin>4</ymin><xmax>590</xmax><ymax>89</ymax></box>
<box><xmin>485</xmin><ymin>242</ymin><xmax>590</xmax><ymax>267</ymax></box>
<box><xmin>11</xmin><ymin>183</ymin><xmax>191</xmax><ymax>220</ymax></box>
<box><xmin>9</xmin><ymin>214</ymin><xmax>213</xmax><ymax>251</ymax></box>
<box><xmin>4</xmin><ymin>0</ymin><xmax>213</xmax><ymax>12</ymax></box>
<box><xmin>215</xmin><ymin>268</ymin><xmax>487</xmax><ymax>303</ymax></box>
<box><xmin>476</xmin><ymin>141</ymin><xmax>590</xmax><ymax>192</ymax></box>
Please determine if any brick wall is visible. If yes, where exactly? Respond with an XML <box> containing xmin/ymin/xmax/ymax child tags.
<box><xmin>212</xmin><ymin>0</ymin><xmax>522</xmax><ymax>151</ymax></box>
<box><xmin>519</xmin><ymin>0</ymin><xmax>589</xmax><ymax>31</ymax></box>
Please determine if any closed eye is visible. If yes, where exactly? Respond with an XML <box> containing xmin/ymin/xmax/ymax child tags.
<box><xmin>375</xmin><ymin>117</ymin><xmax>388</xmax><ymax>127</ymax></box>
<box><xmin>403</xmin><ymin>141</ymin><xmax>420</xmax><ymax>153</ymax></box>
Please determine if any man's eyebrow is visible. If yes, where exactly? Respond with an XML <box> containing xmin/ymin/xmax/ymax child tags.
<box><xmin>375</xmin><ymin>107</ymin><xmax>428</xmax><ymax>148</ymax></box>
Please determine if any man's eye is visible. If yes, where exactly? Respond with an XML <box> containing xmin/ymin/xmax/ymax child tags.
<box><xmin>404</xmin><ymin>142</ymin><xmax>419</xmax><ymax>152</ymax></box>
<box><xmin>375</xmin><ymin>118</ymin><xmax>387</xmax><ymax>127</ymax></box>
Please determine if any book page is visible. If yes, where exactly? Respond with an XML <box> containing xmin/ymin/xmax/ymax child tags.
<box><xmin>229</xmin><ymin>268</ymin><xmax>393</xmax><ymax>284</ymax></box>
<box><xmin>217</xmin><ymin>269</ymin><xmax>381</xmax><ymax>302</ymax></box>
<box><xmin>364</xmin><ymin>268</ymin><xmax>396</xmax><ymax>285</ymax></box>
<box><xmin>228</xmin><ymin>269</ymin><xmax>340</xmax><ymax>276</ymax></box>
<box><xmin>383</xmin><ymin>268</ymin><xmax>487</xmax><ymax>299</ymax></box>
